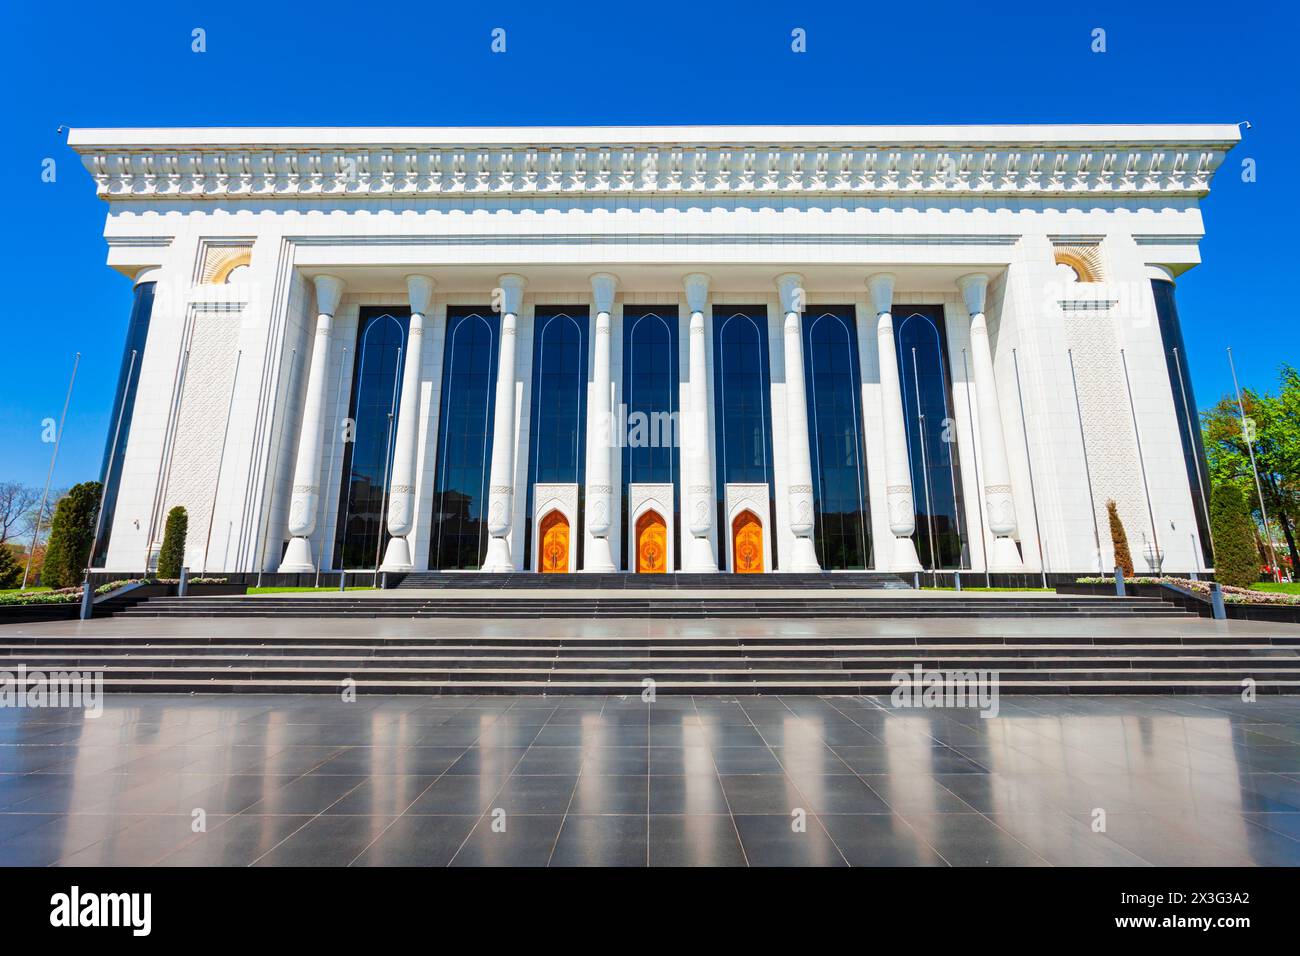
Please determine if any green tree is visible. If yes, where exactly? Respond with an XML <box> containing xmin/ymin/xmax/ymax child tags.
<box><xmin>157</xmin><ymin>506</ymin><xmax>188</xmax><ymax>579</ymax></box>
<box><xmin>1210</xmin><ymin>483</ymin><xmax>1260</xmax><ymax>589</ymax></box>
<box><xmin>1106</xmin><ymin>500</ymin><xmax>1133</xmax><ymax>577</ymax></box>
<box><xmin>1202</xmin><ymin>366</ymin><xmax>1300</xmax><ymax>577</ymax></box>
<box><xmin>41</xmin><ymin>481</ymin><xmax>101</xmax><ymax>588</ymax></box>
<box><xmin>0</xmin><ymin>543</ymin><xmax>22</xmax><ymax>589</ymax></box>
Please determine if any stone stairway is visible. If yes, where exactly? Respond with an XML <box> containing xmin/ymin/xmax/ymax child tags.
<box><xmin>2</xmin><ymin>629</ymin><xmax>1297</xmax><ymax>695</ymax></box>
<box><xmin>114</xmin><ymin>594</ymin><xmax>1189</xmax><ymax>620</ymax></box>
<box><xmin>5</xmin><ymin>595</ymin><xmax>1294</xmax><ymax>691</ymax></box>
<box><xmin>395</xmin><ymin>571</ymin><xmax>915</xmax><ymax>589</ymax></box>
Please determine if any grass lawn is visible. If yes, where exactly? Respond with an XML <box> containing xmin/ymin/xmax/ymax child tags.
<box><xmin>0</xmin><ymin>586</ymin><xmax>51</xmax><ymax>595</ymax></box>
<box><xmin>1252</xmin><ymin>582</ymin><xmax>1300</xmax><ymax>595</ymax></box>
<box><xmin>245</xmin><ymin>586</ymin><xmax>378</xmax><ymax>594</ymax></box>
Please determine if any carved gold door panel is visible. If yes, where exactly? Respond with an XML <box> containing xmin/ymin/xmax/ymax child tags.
<box><xmin>636</xmin><ymin>511</ymin><xmax>667</xmax><ymax>573</ymax></box>
<box><xmin>539</xmin><ymin>510</ymin><xmax>569</xmax><ymax>572</ymax></box>
<box><xmin>732</xmin><ymin>510</ymin><xmax>764</xmax><ymax>573</ymax></box>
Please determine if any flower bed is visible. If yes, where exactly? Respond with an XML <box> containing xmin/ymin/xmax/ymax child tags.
<box><xmin>0</xmin><ymin>578</ymin><xmax>152</xmax><ymax>606</ymax></box>
<box><xmin>1074</xmin><ymin>576</ymin><xmax>1300</xmax><ymax>606</ymax></box>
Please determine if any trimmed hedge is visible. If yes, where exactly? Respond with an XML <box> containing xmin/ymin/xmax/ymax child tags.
<box><xmin>41</xmin><ymin>481</ymin><xmax>101</xmax><ymax>589</ymax></box>
<box><xmin>1210</xmin><ymin>484</ymin><xmax>1260</xmax><ymax>590</ymax></box>
<box><xmin>1106</xmin><ymin>500</ymin><xmax>1133</xmax><ymax>577</ymax></box>
<box><xmin>157</xmin><ymin>506</ymin><xmax>188</xmax><ymax>580</ymax></box>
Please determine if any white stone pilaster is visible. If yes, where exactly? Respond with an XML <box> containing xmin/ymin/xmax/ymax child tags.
<box><xmin>959</xmin><ymin>273</ymin><xmax>1022</xmax><ymax>570</ymax></box>
<box><xmin>380</xmin><ymin>275</ymin><xmax>434</xmax><ymax>571</ymax></box>
<box><xmin>869</xmin><ymin>273</ymin><xmax>923</xmax><ymax>572</ymax></box>
<box><xmin>584</xmin><ymin>273</ymin><xmax>618</xmax><ymax>572</ymax></box>
<box><xmin>483</xmin><ymin>274</ymin><xmax>526</xmax><ymax>572</ymax></box>
<box><xmin>776</xmin><ymin>273</ymin><xmax>820</xmax><ymax>572</ymax></box>
<box><xmin>682</xmin><ymin>273</ymin><xmax>717</xmax><ymax>572</ymax></box>
<box><xmin>278</xmin><ymin>274</ymin><xmax>345</xmax><ymax>572</ymax></box>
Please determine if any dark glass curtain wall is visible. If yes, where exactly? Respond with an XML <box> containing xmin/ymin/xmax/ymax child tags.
<box><xmin>621</xmin><ymin>308</ymin><xmax>680</xmax><ymax>570</ymax></box>
<box><xmin>713</xmin><ymin>308</ymin><xmax>777</xmax><ymax>570</ymax></box>
<box><xmin>895</xmin><ymin>307</ymin><xmax>967</xmax><ymax>569</ymax></box>
<box><xmin>802</xmin><ymin>308</ymin><xmax>872</xmax><ymax>569</ymax></box>
<box><xmin>428</xmin><ymin>309</ymin><xmax>500</xmax><ymax>570</ymax></box>
<box><xmin>1151</xmin><ymin>278</ymin><xmax>1214</xmax><ymax>567</ymax></box>
<box><xmin>333</xmin><ymin>307</ymin><xmax>409</xmax><ymax>569</ymax></box>
<box><xmin>94</xmin><ymin>280</ymin><xmax>156</xmax><ymax>567</ymax></box>
<box><xmin>524</xmin><ymin>309</ymin><xmax>588</xmax><ymax>569</ymax></box>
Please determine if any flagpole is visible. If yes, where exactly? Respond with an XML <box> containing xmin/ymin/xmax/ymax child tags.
<box><xmin>87</xmin><ymin>349</ymin><xmax>138</xmax><ymax>578</ymax></box>
<box><xmin>201</xmin><ymin>350</ymin><xmax>243</xmax><ymax>574</ymax></box>
<box><xmin>1067</xmin><ymin>349</ymin><xmax>1103</xmax><ymax>573</ymax></box>
<box><xmin>1119</xmin><ymin>348</ymin><xmax>1162</xmax><ymax>574</ymax></box>
<box><xmin>1011</xmin><ymin>349</ymin><xmax>1049</xmax><ymax>588</ymax></box>
<box><xmin>961</xmin><ymin>348</ymin><xmax>991</xmax><ymax>587</ymax></box>
<box><xmin>1227</xmin><ymin>347</ymin><xmax>1281</xmax><ymax>581</ymax></box>
<box><xmin>22</xmin><ymin>353</ymin><xmax>79</xmax><ymax>589</ymax></box>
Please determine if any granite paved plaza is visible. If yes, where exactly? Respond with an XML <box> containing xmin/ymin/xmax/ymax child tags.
<box><xmin>2</xmin><ymin>691</ymin><xmax>1300</xmax><ymax>866</ymax></box>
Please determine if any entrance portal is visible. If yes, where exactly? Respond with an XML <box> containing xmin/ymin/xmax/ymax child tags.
<box><xmin>636</xmin><ymin>511</ymin><xmax>668</xmax><ymax>573</ymax></box>
<box><xmin>538</xmin><ymin>510</ymin><xmax>570</xmax><ymax>572</ymax></box>
<box><xmin>732</xmin><ymin>510</ymin><xmax>764</xmax><ymax>573</ymax></box>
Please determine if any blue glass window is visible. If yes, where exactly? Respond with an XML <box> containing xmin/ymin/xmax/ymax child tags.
<box><xmin>896</xmin><ymin>308</ymin><xmax>967</xmax><ymax>569</ymax></box>
<box><xmin>428</xmin><ymin>310</ymin><xmax>500</xmax><ymax>570</ymax></box>
<box><xmin>524</xmin><ymin>309</ymin><xmax>588</xmax><ymax>569</ymax></box>
<box><xmin>803</xmin><ymin>309</ymin><xmax>872</xmax><ymax>569</ymax></box>
<box><xmin>621</xmin><ymin>308</ymin><xmax>680</xmax><ymax>570</ymax></box>
<box><xmin>333</xmin><ymin>308</ymin><xmax>409</xmax><ymax>569</ymax></box>
<box><xmin>94</xmin><ymin>281</ymin><xmax>156</xmax><ymax>566</ymax></box>
<box><xmin>1152</xmin><ymin>279</ymin><xmax>1213</xmax><ymax>565</ymax></box>
<box><xmin>713</xmin><ymin>308</ymin><xmax>777</xmax><ymax>568</ymax></box>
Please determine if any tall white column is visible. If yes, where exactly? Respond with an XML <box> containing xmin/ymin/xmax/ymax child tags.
<box><xmin>776</xmin><ymin>273</ymin><xmax>821</xmax><ymax>572</ymax></box>
<box><xmin>380</xmin><ymin>275</ymin><xmax>434</xmax><ymax>572</ymax></box>
<box><xmin>482</xmin><ymin>273</ymin><xmax>527</xmax><ymax>572</ymax></box>
<box><xmin>683</xmin><ymin>273</ymin><xmax>717</xmax><ymax>572</ymax></box>
<box><xmin>279</xmin><ymin>274</ymin><xmax>345</xmax><ymax>572</ymax></box>
<box><xmin>869</xmin><ymin>273</ymin><xmax>923</xmax><ymax>572</ymax></box>
<box><xmin>958</xmin><ymin>273</ymin><xmax>1021</xmax><ymax>569</ymax></box>
<box><xmin>585</xmin><ymin>272</ymin><xmax>618</xmax><ymax>572</ymax></box>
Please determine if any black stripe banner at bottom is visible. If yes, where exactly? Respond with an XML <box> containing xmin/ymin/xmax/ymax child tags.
<box><xmin>0</xmin><ymin>866</ymin><xmax>1280</xmax><ymax>942</ymax></box>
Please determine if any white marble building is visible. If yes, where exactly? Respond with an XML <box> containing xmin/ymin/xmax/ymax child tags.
<box><xmin>68</xmin><ymin>124</ymin><xmax>1237</xmax><ymax>578</ymax></box>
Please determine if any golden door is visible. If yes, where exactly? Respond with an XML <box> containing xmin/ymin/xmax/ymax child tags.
<box><xmin>539</xmin><ymin>510</ymin><xmax>569</xmax><ymax>572</ymax></box>
<box><xmin>636</xmin><ymin>511</ymin><xmax>668</xmax><ymax>573</ymax></box>
<box><xmin>732</xmin><ymin>510</ymin><xmax>764</xmax><ymax>573</ymax></box>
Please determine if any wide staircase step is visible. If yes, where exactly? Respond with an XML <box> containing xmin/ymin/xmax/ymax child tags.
<box><xmin>113</xmin><ymin>594</ymin><xmax>1194</xmax><ymax>620</ymax></box>
<box><xmin>4</xmin><ymin>628</ymin><xmax>1297</xmax><ymax>695</ymax></box>
<box><xmin>396</xmin><ymin>571</ymin><xmax>915</xmax><ymax>589</ymax></box>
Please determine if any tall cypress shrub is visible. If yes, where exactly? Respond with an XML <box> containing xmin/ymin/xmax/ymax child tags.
<box><xmin>1106</xmin><ymin>499</ymin><xmax>1133</xmax><ymax>577</ymax></box>
<box><xmin>41</xmin><ymin>481</ymin><xmax>101</xmax><ymax>588</ymax></box>
<box><xmin>157</xmin><ymin>506</ymin><xmax>188</xmax><ymax>579</ymax></box>
<box><xmin>1211</xmin><ymin>484</ymin><xmax>1260</xmax><ymax>589</ymax></box>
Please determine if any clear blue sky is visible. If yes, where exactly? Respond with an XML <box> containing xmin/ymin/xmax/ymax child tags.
<box><xmin>0</xmin><ymin>1</ymin><xmax>1294</xmax><ymax>488</ymax></box>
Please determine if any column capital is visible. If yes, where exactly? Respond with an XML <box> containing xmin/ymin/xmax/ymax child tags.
<box><xmin>683</xmin><ymin>272</ymin><xmax>711</xmax><ymax>313</ymax></box>
<box><xmin>589</xmin><ymin>272</ymin><xmax>619</xmax><ymax>314</ymax></box>
<box><xmin>497</xmin><ymin>273</ymin><xmax>527</xmax><ymax>316</ymax></box>
<box><xmin>405</xmin><ymin>275</ymin><xmax>435</xmax><ymax>315</ymax></box>
<box><xmin>866</xmin><ymin>273</ymin><xmax>895</xmax><ymax>315</ymax></box>
<box><xmin>313</xmin><ymin>274</ymin><xmax>345</xmax><ymax>317</ymax></box>
<box><xmin>775</xmin><ymin>272</ymin><xmax>805</xmax><ymax>314</ymax></box>
<box><xmin>957</xmin><ymin>273</ymin><xmax>990</xmax><ymax>316</ymax></box>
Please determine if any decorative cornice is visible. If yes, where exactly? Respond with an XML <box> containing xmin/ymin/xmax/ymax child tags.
<box><xmin>68</xmin><ymin>126</ymin><xmax>1238</xmax><ymax>201</ymax></box>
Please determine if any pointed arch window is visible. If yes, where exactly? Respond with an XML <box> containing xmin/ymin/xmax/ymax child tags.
<box><xmin>895</xmin><ymin>307</ymin><xmax>967</xmax><ymax>569</ymax></box>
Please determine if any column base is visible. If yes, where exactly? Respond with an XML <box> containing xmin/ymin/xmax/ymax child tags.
<box><xmin>481</xmin><ymin>536</ymin><xmax>514</xmax><ymax>572</ymax></box>
<box><xmin>890</xmin><ymin>535</ymin><xmax>923</xmax><ymax>573</ymax></box>
<box><xmin>584</xmin><ymin>536</ymin><xmax>617</xmax><ymax>573</ymax></box>
<box><xmin>380</xmin><ymin>536</ymin><xmax>413</xmax><ymax>573</ymax></box>
<box><xmin>788</xmin><ymin>535</ymin><xmax>822</xmax><ymax>573</ymax></box>
<box><xmin>990</xmin><ymin>536</ymin><xmax>1023</xmax><ymax>571</ymax></box>
<box><xmin>277</xmin><ymin>537</ymin><xmax>315</xmax><ymax>574</ymax></box>
<box><xmin>684</xmin><ymin>535</ymin><xmax>717</xmax><ymax>572</ymax></box>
